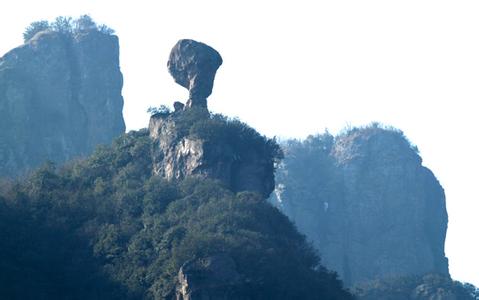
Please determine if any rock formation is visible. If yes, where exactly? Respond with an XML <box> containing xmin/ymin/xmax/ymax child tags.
<box><xmin>167</xmin><ymin>39</ymin><xmax>222</xmax><ymax>109</ymax></box>
<box><xmin>150</xmin><ymin>40</ymin><xmax>276</xmax><ymax>198</ymax></box>
<box><xmin>176</xmin><ymin>254</ymin><xmax>247</xmax><ymax>300</ymax></box>
<box><xmin>0</xmin><ymin>29</ymin><xmax>125</xmax><ymax>177</ymax></box>
<box><xmin>271</xmin><ymin>126</ymin><xmax>449</xmax><ymax>286</ymax></box>
<box><xmin>149</xmin><ymin>113</ymin><xmax>276</xmax><ymax>199</ymax></box>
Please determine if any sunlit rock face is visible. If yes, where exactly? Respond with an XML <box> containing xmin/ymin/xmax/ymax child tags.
<box><xmin>167</xmin><ymin>39</ymin><xmax>222</xmax><ymax>109</ymax></box>
<box><xmin>271</xmin><ymin>126</ymin><xmax>449</xmax><ymax>286</ymax></box>
<box><xmin>0</xmin><ymin>30</ymin><xmax>125</xmax><ymax>177</ymax></box>
<box><xmin>148</xmin><ymin>113</ymin><xmax>275</xmax><ymax>199</ymax></box>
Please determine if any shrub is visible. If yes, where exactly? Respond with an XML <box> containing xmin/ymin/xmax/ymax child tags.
<box><xmin>23</xmin><ymin>20</ymin><xmax>50</xmax><ymax>42</ymax></box>
<box><xmin>147</xmin><ymin>105</ymin><xmax>171</xmax><ymax>117</ymax></box>
<box><xmin>51</xmin><ymin>16</ymin><xmax>73</xmax><ymax>34</ymax></box>
<box><xmin>23</xmin><ymin>15</ymin><xmax>115</xmax><ymax>43</ymax></box>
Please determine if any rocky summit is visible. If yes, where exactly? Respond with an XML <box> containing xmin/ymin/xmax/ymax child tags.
<box><xmin>0</xmin><ymin>27</ymin><xmax>125</xmax><ymax>177</ymax></box>
<box><xmin>150</xmin><ymin>40</ymin><xmax>277</xmax><ymax>199</ymax></box>
<box><xmin>271</xmin><ymin>125</ymin><xmax>449</xmax><ymax>286</ymax></box>
<box><xmin>149</xmin><ymin>112</ymin><xmax>277</xmax><ymax>199</ymax></box>
<box><xmin>167</xmin><ymin>39</ymin><xmax>222</xmax><ymax>109</ymax></box>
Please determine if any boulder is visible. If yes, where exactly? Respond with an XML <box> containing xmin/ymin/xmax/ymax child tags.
<box><xmin>167</xmin><ymin>39</ymin><xmax>222</xmax><ymax>109</ymax></box>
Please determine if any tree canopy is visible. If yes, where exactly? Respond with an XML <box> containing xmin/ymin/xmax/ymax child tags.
<box><xmin>23</xmin><ymin>15</ymin><xmax>115</xmax><ymax>42</ymax></box>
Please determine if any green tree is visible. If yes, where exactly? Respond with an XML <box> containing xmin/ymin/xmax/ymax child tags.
<box><xmin>147</xmin><ymin>105</ymin><xmax>171</xmax><ymax>116</ymax></box>
<box><xmin>51</xmin><ymin>16</ymin><xmax>73</xmax><ymax>34</ymax></box>
<box><xmin>23</xmin><ymin>20</ymin><xmax>50</xmax><ymax>42</ymax></box>
<box><xmin>98</xmin><ymin>24</ymin><xmax>115</xmax><ymax>35</ymax></box>
<box><xmin>73</xmin><ymin>14</ymin><xmax>97</xmax><ymax>33</ymax></box>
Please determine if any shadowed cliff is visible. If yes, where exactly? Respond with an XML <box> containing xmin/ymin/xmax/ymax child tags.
<box><xmin>0</xmin><ymin>17</ymin><xmax>125</xmax><ymax>177</ymax></box>
<box><xmin>271</xmin><ymin>124</ymin><xmax>449</xmax><ymax>286</ymax></box>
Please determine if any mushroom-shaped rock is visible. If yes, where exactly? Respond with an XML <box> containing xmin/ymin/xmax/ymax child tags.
<box><xmin>167</xmin><ymin>39</ymin><xmax>222</xmax><ymax>109</ymax></box>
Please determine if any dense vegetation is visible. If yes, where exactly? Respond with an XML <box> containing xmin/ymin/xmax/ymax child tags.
<box><xmin>273</xmin><ymin>131</ymin><xmax>338</xmax><ymax>210</ymax></box>
<box><xmin>353</xmin><ymin>274</ymin><xmax>479</xmax><ymax>299</ymax></box>
<box><xmin>0</xmin><ymin>113</ymin><xmax>351</xmax><ymax>299</ymax></box>
<box><xmin>184</xmin><ymin>109</ymin><xmax>283</xmax><ymax>163</ymax></box>
<box><xmin>23</xmin><ymin>15</ymin><xmax>114</xmax><ymax>42</ymax></box>
<box><xmin>151</xmin><ymin>107</ymin><xmax>283</xmax><ymax>170</ymax></box>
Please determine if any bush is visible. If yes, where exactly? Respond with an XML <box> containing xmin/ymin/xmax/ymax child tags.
<box><xmin>170</xmin><ymin>110</ymin><xmax>283</xmax><ymax>166</ymax></box>
<box><xmin>23</xmin><ymin>20</ymin><xmax>50</xmax><ymax>42</ymax></box>
<box><xmin>73</xmin><ymin>14</ymin><xmax>97</xmax><ymax>32</ymax></box>
<box><xmin>51</xmin><ymin>16</ymin><xmax>73</xmax><ymax>34</ymax></box>
<box><xmin>23</xmin><ymin>15</ymin><xmax>115</xmax><ymax>43</ymax></box>
<box><xmin>147</xmin><ymin>105</ymin><xmax>171</xmax><ymax>117</ymax></box>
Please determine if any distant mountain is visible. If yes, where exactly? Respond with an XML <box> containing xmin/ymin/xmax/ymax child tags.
<box><xmin>0</xmin><ymin>16</ymin><xmax>125</xmax><ymax>177</ymax></box>
<box><xmin>270</xmin><ymin>124</ymin><xmax>449</xmax><ymax>286</ymax></box>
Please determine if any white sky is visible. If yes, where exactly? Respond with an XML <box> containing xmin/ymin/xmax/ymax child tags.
<box><xmin>1</xmin><ymin>0</ymin><xmax>477</xmax><ymax>287</ymax></box>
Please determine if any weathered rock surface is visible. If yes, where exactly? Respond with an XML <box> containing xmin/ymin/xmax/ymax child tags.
<box><xmin>0</xmin><ymin>29</ymin><xmax>125</xmax><ymax>177</ymax></box>
<box><xmin>149</xmin><ymin>113</ymin><xmax>275</xmax><ymax>198</ymax></box>
<box><xmin>176</xmin><ymin>254</ymin><xmax>248</xmax><ymax>300</ymax></box>
<box><xmin>167</xmin><ymin>39</ymin><xmax>222</xmax><ymax>109</ymax></box>
<box><xmin>271</xmin><ymin>126</ymin><xmax>449</xmax><ymax>286</ymax></box>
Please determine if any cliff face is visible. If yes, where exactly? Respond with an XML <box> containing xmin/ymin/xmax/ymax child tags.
<box><xmin>149</xmin><ymin>112</ymin><xmax>276</xmax><ymax>199</ymax></box>
<box><xmin>271</xmin><ymin>126</ymin><xmax>449</xmax><ymax>286</ymax></box>
<box><xmin>0</xmin><ymin>30</ymin><xmax>125</xmax><ymax>177</ymax></box>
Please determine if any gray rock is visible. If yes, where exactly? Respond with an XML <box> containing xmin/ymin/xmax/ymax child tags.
<box><xmin>176</xmin><ymin>254</ymin><xmax>248</xmax><ymax>300</ymax></box>
<box><xmin>0</xmin><ymin>29</ymin><xmax>125</xmax><ymax>177</ymax></box>
<box><xmin>149</xmin><ymin>115</ymin><xmax>275</xmax><ymax>198</ymax></box>
<box><xmin>271</xmin><ymin>127</ymin><xmax>449</xmax><ymax>286</ymax></box>
<box><xmin>167</xmin><ymin>39</ymin><xmax>222</xmax><ymax>109</ymax></box>
<box><xmin>174</xmin><ymin>101</ymin><xmax>185</xmax><ymax>112</ymax></box>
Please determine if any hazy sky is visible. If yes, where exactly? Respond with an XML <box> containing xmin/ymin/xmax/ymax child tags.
<box><xmin>1</xmin><ymin>0</ymin><xmax>478</xmax><ymax>286</ymax></box>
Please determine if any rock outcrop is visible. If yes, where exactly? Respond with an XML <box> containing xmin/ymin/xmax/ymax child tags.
<box><xmin>176</xmin><ymin>254</ymin><xmax>247</xmax><ymax>300</ymax></box>
<box><xmin>0</xmin><ymin>29</ymin><xmax>125</xmax><ymax>177</ymax></box>
<box><xmin>167</xmin><ymin>39</ymin><xmax>222</xmax><ymax>109</ymax></box>
<box><xmin>151</xmin><ymin>40</ymin><xmax>276</xmax><ymax>198</ymax></box>
<box><xmin>271</xmin><ymin>125</ymin><xmax>449</xmax><ymax>286</ymax></box>
<box><xmin>149</xmin><ymin>112</ymin><xmax>276</xmax><ymax>198</ymax></box>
